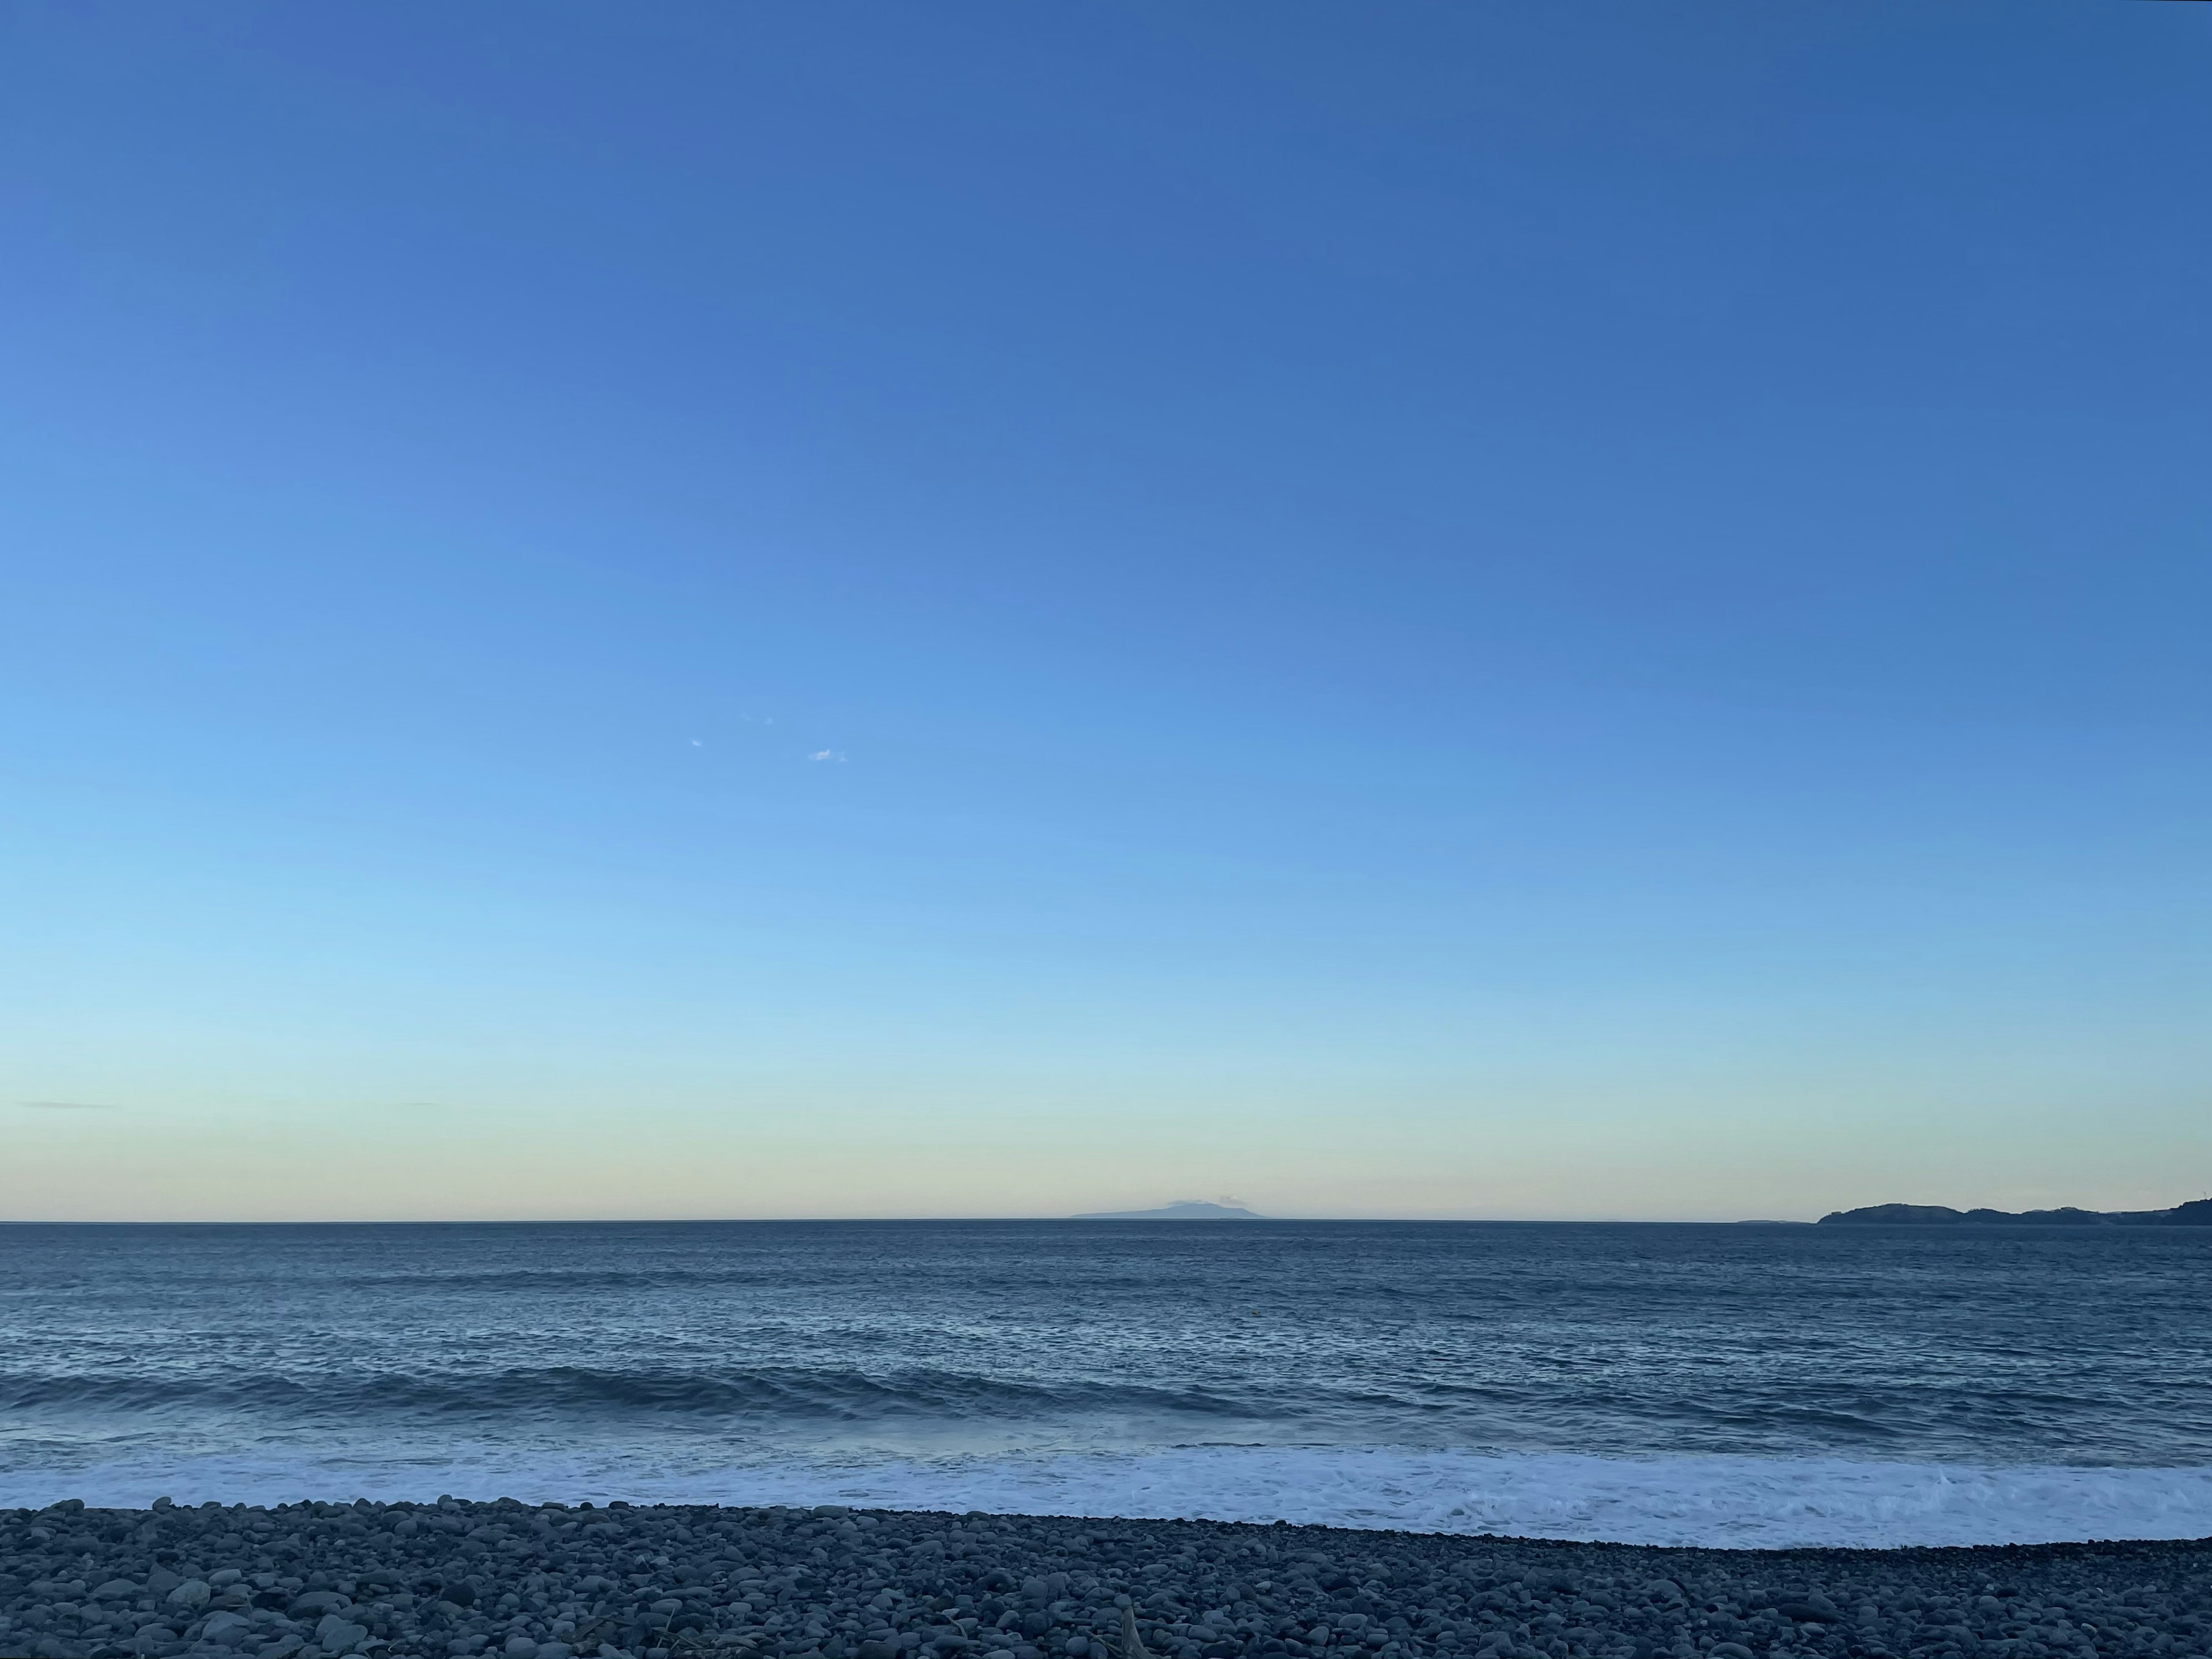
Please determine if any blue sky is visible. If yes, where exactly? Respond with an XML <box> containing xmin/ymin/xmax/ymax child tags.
<box><xmin>5</xmin><ymin>1</ymin><xmax>2209</xmax><ymax>1220</ymax></box>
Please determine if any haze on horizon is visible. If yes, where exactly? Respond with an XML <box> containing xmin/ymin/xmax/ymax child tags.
<box><xmin>5</xmin><ymin>1</ymin><xmax>2209</xmax><ymax>1224</ymax></box>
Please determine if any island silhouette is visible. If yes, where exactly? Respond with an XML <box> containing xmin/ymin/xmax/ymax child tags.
<box><xmin>1820</xmin><ymin>1198</ymin><xmax>2212</xmax><ymax>1226</ymax></box>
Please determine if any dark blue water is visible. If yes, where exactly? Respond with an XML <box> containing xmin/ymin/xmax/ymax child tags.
<box><xmin>5</xmin><ymin>1221</ymin><xmax>2210</xmax><ymax>1544</ymax></box>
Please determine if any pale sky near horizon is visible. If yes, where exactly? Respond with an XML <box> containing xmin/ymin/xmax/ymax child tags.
<box><xmin>5</xmin><ymin>2</ymin><xmax>2210</xmax><ymax>1223</ymax></box>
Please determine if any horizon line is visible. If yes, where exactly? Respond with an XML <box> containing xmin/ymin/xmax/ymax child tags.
<box><xmin>0</xmin><ymin>1213</ymin><xmax>1824</xmax><ymax>1226</ymax></box>
<box><xmin>0</xmin><ymin>1215</ymin><xmax>1832</xmax><ymax>1228</ymax></box>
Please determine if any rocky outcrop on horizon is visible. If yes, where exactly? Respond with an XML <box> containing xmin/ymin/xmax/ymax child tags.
<box><xmin>1819</xmin><ymin>1198</ymin><xmax>2212</xmax><ymax>1226</ymax></box>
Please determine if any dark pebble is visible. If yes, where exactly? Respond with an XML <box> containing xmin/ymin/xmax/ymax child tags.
<box><xmin>0</xmin><ymin>1498</ymin><xmax>2205</xmax><ymax>1659</ymax></box>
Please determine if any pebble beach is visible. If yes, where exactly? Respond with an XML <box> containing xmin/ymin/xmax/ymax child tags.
<box><xmin>4</xmin><ymin>1499</ymin><xmax>2205</xmax><ymax>1659</ymax></box>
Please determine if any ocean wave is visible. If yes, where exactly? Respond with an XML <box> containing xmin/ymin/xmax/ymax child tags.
<box><xmin>5</xmin><ymin>1445</ymin><xmax>2209</xmax><ymax>1550</ymax></box>
<box><xmin>0</xmin><ymin>1365</ymin><xmax>1284</xmax><ymax>1425</ymax></box>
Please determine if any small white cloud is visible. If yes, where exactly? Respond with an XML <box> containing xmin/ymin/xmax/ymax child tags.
<box><xmin>690</xmin><ymin>738</ymin><xmax>703</xmax><ymax>747</ymax></box>
<box><xmin>808</xmin><ymin>749</ymin><xmax>847</xmax><ymax>763</ymax></box>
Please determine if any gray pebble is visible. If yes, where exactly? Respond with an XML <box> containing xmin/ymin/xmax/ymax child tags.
<box><xmin>1</xmin><ymin>1497</ymin><xmax>2207</xmax><ymax>1659</ymax></box>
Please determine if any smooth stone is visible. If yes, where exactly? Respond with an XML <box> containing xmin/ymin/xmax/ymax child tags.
<box><xmin>5</xmin><ymin>1496</ymin><xmax>2211</xmax><ymax>1659</ymax></box>
<box><xmin>312</xmin><ymin>1615</ymin><xmax>369</xmax><ymax>1654</ymax></box>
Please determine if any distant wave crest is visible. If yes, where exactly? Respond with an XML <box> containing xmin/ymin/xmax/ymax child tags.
<box><xmin>0</xmin><ymin>1365</ymin><xmax>1278</xmax><ymax>1425</ymax></box>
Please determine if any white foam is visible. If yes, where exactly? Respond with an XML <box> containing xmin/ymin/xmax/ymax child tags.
<box><xmin>9</xmin><ymin>1445</ymin><xmax>2212</xmax><ymax>1548</ymax></box>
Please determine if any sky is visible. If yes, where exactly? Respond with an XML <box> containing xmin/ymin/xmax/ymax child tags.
<box><xmin>3</xmin><ymin>1</ymin><xmax>2209</xmax><ymax>1222</ymax></box>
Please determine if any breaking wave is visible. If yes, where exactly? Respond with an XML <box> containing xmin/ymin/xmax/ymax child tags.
<box><xmin>5</xmin><ymin>1445</ymin><xmax>2211</xmax><ymax>1550</ymax></box>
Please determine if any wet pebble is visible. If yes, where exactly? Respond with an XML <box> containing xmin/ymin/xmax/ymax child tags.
<box><xmin>0</xmin><ymin>1497</ymin><xmax>2206</xmax><ymax>1659</ymax></box>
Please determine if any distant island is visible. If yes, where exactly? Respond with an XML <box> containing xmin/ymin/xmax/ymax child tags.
<box><xmin>1075</xmin><ymin>1200</ymin><xmax>1263</xmax><ymax>1220</ymax></box>
<box><xmin>1819</xmin><ymin>1199</ymin><xmax>2212</xmax><ymax>1226</ymax></box>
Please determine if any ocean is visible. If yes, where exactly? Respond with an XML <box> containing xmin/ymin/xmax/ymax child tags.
<box><xmin>5</xmin><ymin>1220</ymin><xmax>2210</xmax><ymax>1548</ymax></box>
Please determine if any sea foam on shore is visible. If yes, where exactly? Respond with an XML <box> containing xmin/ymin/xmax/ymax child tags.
<box><xmin>10</xmin><ymin>1449</ymin><xmax>2212</xmax><ymax>1550</ymax></box>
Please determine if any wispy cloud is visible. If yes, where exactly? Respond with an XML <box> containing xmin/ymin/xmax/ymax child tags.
<box><xmin>20</xmin><ymin>1100</ymin><xmax>123</xmax><ymax>1111</ymax></box>
<box><xmin>809</xmin><ymin>749</ymin><xmax>847</xmax><ymax>763</ymax></box>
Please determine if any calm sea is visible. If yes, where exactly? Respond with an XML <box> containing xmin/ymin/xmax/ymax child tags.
<box><xmin>5</xmin><ymin>1221</ymin><xmax>2210</xmax><ymax>1547</ymax></box>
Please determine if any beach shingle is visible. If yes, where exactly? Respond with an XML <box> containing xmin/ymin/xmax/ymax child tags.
<box><xmin>0</xmin><ymin>1499</ymin><xmax>2205</xmax><ymax>1659</ymax></box>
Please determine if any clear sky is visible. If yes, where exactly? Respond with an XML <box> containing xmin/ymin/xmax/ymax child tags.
<box><xmin>5</xmin><ymin>1</ymin><xmax>2209</xmax><ymax>1222</ymax></box>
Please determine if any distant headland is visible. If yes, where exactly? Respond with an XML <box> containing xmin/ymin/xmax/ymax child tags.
<box><xmin>1075</xmin><ymin>1199</ymin><xmax>1263</xmax><ymax>1219</ymax></box>
<box><xmin>1820</xmin><ymin>1199</ymin><xmax>2212</xmax><ymax>1226</ymax></box>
